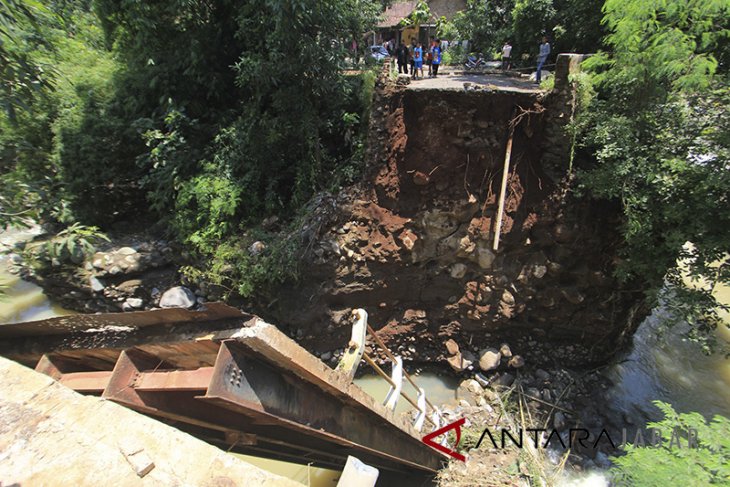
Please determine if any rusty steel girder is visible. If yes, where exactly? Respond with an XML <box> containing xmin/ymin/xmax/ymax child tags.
<box><xmin>203</xmin><ymin>340</ymin><xmax>442</xmax><ymax>472</ymax></box>
<box><xmin>24</xmin><ymin>310</ymin><xmax>447</xmax><ymax>477</ymax></box>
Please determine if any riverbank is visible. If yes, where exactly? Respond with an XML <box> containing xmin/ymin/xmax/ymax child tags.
<box><xmin>2</xmin><ymin>227</ymin><xmax>728</xmax><ymax>487</ymax></box>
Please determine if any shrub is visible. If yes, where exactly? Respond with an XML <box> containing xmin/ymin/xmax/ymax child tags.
<box><xmin>611</xmin><ymin>401</ymin><xmax>730</xmax><ymax>486</ymax></box>
<box><xmin>24</xmin><ymin>223</ymin><xmax>109</xmax><ymax>268</ymax></box>
<box><xmin>181</xmin><ymin>221</ymin><xmax>304</xmax><ymax>300</ymax></box>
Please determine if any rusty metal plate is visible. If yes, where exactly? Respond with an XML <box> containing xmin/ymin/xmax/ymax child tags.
<box><xmin>0</xmin><ymin>302</ymin><xmax>247</xmax><ymax>338</ymax></box>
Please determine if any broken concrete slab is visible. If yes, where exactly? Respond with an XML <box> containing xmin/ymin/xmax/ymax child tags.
<box><xmin>0</xmin><ymin>356</ymin><xmax>300</xmax><ymax>487</ymax></box>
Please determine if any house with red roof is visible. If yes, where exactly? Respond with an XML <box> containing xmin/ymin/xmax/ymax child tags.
<box><xmin>374</xmin><ymin>0</ymin><xmax>467</xmax><ymax>47</ymax></box>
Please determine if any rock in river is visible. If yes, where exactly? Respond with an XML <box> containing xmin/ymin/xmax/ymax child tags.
<box><xmin>159</xmin><ymin>286</ymin><xmax>196</xmax><ymax>309</ymax></box>
<box><xmin>478</xmin><ymin>348</ymin><xmax>501</xmax><ymax>372</ymax></box>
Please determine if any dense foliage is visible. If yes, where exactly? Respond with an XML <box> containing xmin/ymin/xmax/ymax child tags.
<box><xmin>1</xmin><ymin>1</ymin><xmax>118</xmax><ymax>227</ymax></box>
<box><xmin>0</xmin><ymin>0</ymin><xmax>55</xmax><ymax>121</ymax></box>
<box><xmin>1</xmin><ymin>0</ymin><xmax>379</xmax><ymax>298</ymax></box>
<box><xmin>611</xmin><ymin>401</ymin><xmax>730</xmax><ymax>485</ymax></box>
<box><xmin>452</xmin><ymin>0</ymin><xmax>604</xmax><ymax>61</ymax></box>
<box><xmin>576</xmin><ymin>0</ymin><xmax>730</xmax><ymax>351</ymax></box>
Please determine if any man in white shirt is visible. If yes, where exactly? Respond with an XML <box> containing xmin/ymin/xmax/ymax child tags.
<box><xmin>501</xmin><ymin>41</ymin><xmax>512</xmax><ymax>70</ymax></box>
<box><xmin>536</xmin><ymin>36</ymin><xmax>551</xmax><ymax>83</ymax></box>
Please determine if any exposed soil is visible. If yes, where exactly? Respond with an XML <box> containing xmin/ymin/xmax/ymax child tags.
<box><xmin>269</xmin><ymin>65</ymin><xmax>648</xmax><ymax>371</ymax></box>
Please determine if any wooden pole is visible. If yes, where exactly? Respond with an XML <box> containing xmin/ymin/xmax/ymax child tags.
<box><xmin>493</xmin><ymin>127</ymin><xmax>514</xmax><ymax>251</ymax></box>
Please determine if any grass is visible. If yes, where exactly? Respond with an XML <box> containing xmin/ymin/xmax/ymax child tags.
<box><xmin>436</xmin><ymin>382</ymin><xmax>571</xmax><ymax>487</ymax></box>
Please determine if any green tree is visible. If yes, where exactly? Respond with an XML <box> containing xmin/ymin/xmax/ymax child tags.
<box><xmin>90</xmin><ymin>0</ymin><xmax>376</xmax><ymax>228</ymax></box>
<box><xmin>400</xmin><ymin>0</ymin><xmax>432</xmax><ymax>31</ymax></box>
<box><xmin>611</xmin><ymin>401</ymin><xmax>730</xmax><ymax>485</ymax></box>
<box><xmin>453</xmin><ymin>0</ymin><xmax>604</xmax><ymax>61</ymax></box>
<box><xmin>578</xmin><ymin>0</ymin><xmax>730</xmax><ymax>350</ymax></box>
<box><xmin>0</xmin><ymin>0</ymin><xmax>55</xmax><ymax>122</ymax></box>
<box><xmin>511</xmin><ymin>0</ymin><xmax>556</xmax><ymax>59</ymax></box>
<box><xmin>91</xmin><ymin>0</ymin><xmax>378</xmax><ymax>297</ymax></box>
<box><xmin>523</xmin><ymin>0</ymin><xmax>606</xmax><ymax>58</ymax></box>
<box><xmin>453</xmin><ymin>0</ymin><xmax>515</xmax><ymax>55</ymax></box>
<box><xmin>0</xmin><ymin>1</ymin><xmax>110</xmax><ymax>228</ymax></box>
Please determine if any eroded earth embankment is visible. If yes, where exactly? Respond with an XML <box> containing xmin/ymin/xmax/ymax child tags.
<box><xmin>273</xmin><ymin>66</ymin><xmax>647</xmax><ymax>369</ymax></box>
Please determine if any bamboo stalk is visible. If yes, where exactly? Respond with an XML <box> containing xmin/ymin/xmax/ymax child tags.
<box><xmin>493</xmin><ymin>127</ymin><xmax>514</xmax><ymax>251</ymax></box>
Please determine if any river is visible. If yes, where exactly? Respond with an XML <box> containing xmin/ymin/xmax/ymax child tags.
<box><xmin>1</xmin><ymin>228</ymin><xmax>728</xmax><ymax>485</ymax></box>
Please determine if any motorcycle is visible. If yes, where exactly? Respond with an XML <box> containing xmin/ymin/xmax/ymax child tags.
<box><xmin>464</xmin><ymin>54</ymin><xmax>486</xmax><ymax>70</ymax></box>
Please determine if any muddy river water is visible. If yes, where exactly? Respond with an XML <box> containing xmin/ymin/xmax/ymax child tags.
<box><xmin>1</xmin><ymin>228</ymin><xmax>728</xmax><ymax>485</ymax></box>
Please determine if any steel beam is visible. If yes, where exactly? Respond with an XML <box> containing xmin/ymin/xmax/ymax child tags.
<box><xmin>58</xmin><ymin>371</ymin><xmax>112</xmax><ymax>393</ymax></box>
<box><xmin>22</xmin><ymin>314</ymin><xmax>447</xmax><ymax>477</ymax></box>
<box><xmin>101</xmin><ymin>348</ymin><xmax>254</xmax><ymax>433</ymax></box>
<box><xmin>133</xmin><ymin>367</ymin><xmax>214</xmax><ymax>392</ymax></box>
<box><xmin>204</xmin><ymin>340</ymin><xmax>443</xmax><ymax>472</ymax></box>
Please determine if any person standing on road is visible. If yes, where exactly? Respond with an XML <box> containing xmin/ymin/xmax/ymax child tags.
<box><xmin>501</xmin><ymin>41</ymin><xmax>512</xmax><ymax>70</ymax></box>
<box><xmin>536</xmin><ymin>36</ymin><xmax>551</xmax><ymax>83</ymax></box>
<box><xmin>414</xmin><ymin>42</ymin><xmax>424</xmax><ymax>79</ymax></box>
<box><xmin>426</xmin><ymin>37</ymin><xmax>435</xmax><ymax>76</ymax></box>
<box><xmin>409</xmin><ymin>40</ymin><xmax>417</xmax><ymax>76</ymax></box>
<box><xmin>396</xmin><ymin>42</ymin><xmax>409</xmax><ymax>74</ymax></box>
<box><xmin>431</xmin><ymin>38</ymin><xmax>442</xmax><ymax>77</ymax></box>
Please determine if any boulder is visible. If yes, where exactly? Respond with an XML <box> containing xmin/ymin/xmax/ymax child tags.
<box><xmin>457</xmin><ymin>235</ymin><xmax>476</xmax><ymax>255</ymax></box>
<box><xmin>465</xmin><ymin>379</ymin><xmax>483</xmax><ymax>395</ymax></box>
<box><xmin>421</xmin><ymin>210</ymin><xmax>459</xmax><ymax>239</ymax></box>
<box><xmin>478</xmin><ymin>348</ymin><xmax>501</xmax><ymax>372</ymax></box>
<box><xmin>116</xmin><ymin>279</ymin><xmax>143</xmax><ymax>294</ymax></box>
<box><xmin>499</xmin><ymin>343</ymin><xmax>512</xmax><ymax>358</ymax></box>
<box><xmin>476</xmin><ymin>245</ymin><xmax>495</xmax><ymax>269</ymax></box>
<box><xmin>412</xmin><ymin>171</ymin><xmax>430</xmax><ymax>186</ymax></box>
<box><xmin>535</xmin><ymin>369</ymin><xmax>550</xmax><ymax>382</ymax></box>
<box><xmin>492</xmin><ymin>372</ymin><xmax>515</xmax><ymax>388</ymax></box>
<box><xmin>447</xmin><ymin>353</ymin><xmax>465</xmax><ymax>372</ymax></box>
<box><xmin>533</xmin><ymin>265</ymin><xmax>547</xmax><ymax>279</ymax></box>
<box><xmin>248</xmin><ymin>241</ymin><xmax>266</xmax><ymax>256</ymax></box>
<box><xmin>89</xmin><ymin>276</ymin><xmax>105</xmax><ymax>293</ymax></box>
<box><xmin>125</xmin><ymin>298</ymin><xmax>144</xmax><ymax>309</ymax></box>
<box><xmin>500</xmin><ymin>289</ymin><xmax>515</xmax><ymax>306</ymax></box>
<box><xmin>508</xmin><ymin>355</ymin><xmax>525</xmax><ymax>369</ymax></box>
<box><xmin>444</xmin><ymin>339</ymin><xmax>460</xmax><ymax>356</ymax></box>
<box><xmin>398</xmin><ymin>229</ymin><xmax>418</xmax><ymax>251</ymax></box>
<box><xmin>447</xmin><ymin>352</ymin><xmax>472</xmax><ymax>373</ymax></box>
<box><xmin>159</xmin><ymin>286</ymin><xmax>196</xmax><ymax>309</ymax></box>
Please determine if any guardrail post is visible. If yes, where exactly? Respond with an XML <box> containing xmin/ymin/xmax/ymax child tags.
<box><xmin>414</xmin><ymin>387</ymin><xmax>427</xmax><ymax>431</ymax></box>
<box><xmin>336</xmin><ymin>309</ymin><xmax>368</xmax><ymax>380</ymax></box>
<box><xmin>383</xmin><ymin>356</ymin><xmax>403</xmax><ymax>411</ymax></box>
<box><xmin>428</xmin><ymin>409</ymin><xmax>449</xmax><ymax>446</ymax></box>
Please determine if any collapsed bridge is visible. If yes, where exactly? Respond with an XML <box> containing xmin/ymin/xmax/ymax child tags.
<box><xmin>0</xmin><ymin>303</ymin><xmax>449</xmax><ymax>483</ymax></box>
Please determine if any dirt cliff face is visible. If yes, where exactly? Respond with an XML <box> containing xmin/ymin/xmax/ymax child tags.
<box><xmin>272</xmin><ymin>69</ymin><xmax>647</xmax><ymax>368</ymax></box>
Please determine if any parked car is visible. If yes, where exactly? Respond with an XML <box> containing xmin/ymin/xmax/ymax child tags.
<box><xmin>368</xmin><ymin>45</ymin><xmax>389</xmax><ymax>63</ymax></box>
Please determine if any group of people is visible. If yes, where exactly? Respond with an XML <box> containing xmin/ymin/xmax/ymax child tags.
<box><xmin>395</xmin><ymin>38</ymin><xmax>444</xmax><ymax>79</ymax></box>
<box><xmin>384</xmin><ymin>34</ymin><xmax>552</xmax><ymax>83</ymax></box>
